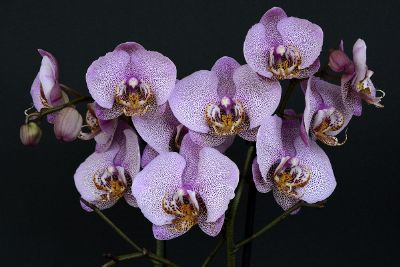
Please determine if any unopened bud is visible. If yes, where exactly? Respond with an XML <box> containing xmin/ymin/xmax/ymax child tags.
<box><xmin>20</xmin><ymin>122</ymin><xmax>42</xmax><ymax>146</ymax></box>
<box><xmin>54</xmin><ymin>107</ymin><xmax>83</xmax><ymax>142</ymax></box>
<box><xmin>329</xmin><ymin>49</ymin><xmax>351</xmax><ymax>73</ymax></box>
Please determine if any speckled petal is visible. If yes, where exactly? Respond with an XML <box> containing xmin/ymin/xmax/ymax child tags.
<box><xmin>277</xmin><ymin>17</ymin><xmax>323</xmax><ymax>69</ymax></box>
<box><xmin>189</xmin><ymin>130</ymin><xmax>228</xmax><ymax>147</ymax></box>
<box><xmin>234</xmin><ymin>65</ymin><xmax>282</xmax><ymax>129</ymax></box>
<box><xmin>198</xmin><ymin>214</ymin><xmax>225</xmax><ymax>237</ymax></box>
<box><xmin>133</xmin><ymin>103</ymin><xmax>179</xmax><ymax>153</ymax></box>
<box><xmin>152</xmin><ymin>224</ymin><xmax>187</xmax><ymax>240</ymax></box>
<box><xmin>130</xmin><ymin>50</ymin><xmax>177</xmax><ymax>105</ymax></box>
<box><xmin>74</xmin><ymin>145</ymin><xmax>119</xmax><ymax>203</ymax></box>
<box><xmin>238</xmin><ymin>127</ymin><xmax>259</xmax><ymax>142</ymax></box>
<box><xmin>141</xmin><ymin>145</ymin><xmax>159</xmax><ymax>168</ymax></box>
<box><xmin>193</xmin><ymin>148</ymin><xmax>239</xmax><ymax>222</ymax></box>
<box><xmin>95</xmin><ymin>119</ymin><xmax>118</xmax><ymax>153</ymax></box>
<box><xmin>273</xmin><ymin>188</ymin><xmax>299</xmax><ymax>211</ymax></box>
<box><xmin>211</xmin><ymin>56</ymin><xmax>240</xmax><ymax>98</ymax></box>
<box><xmin>215</xmin><ymin>136</ymin><xmax>235</xmax><ymax>153</ymax></box>
<box><xmin>243</xmin><ymin>23</ymin><xmax>273</xmax><ymax>78</ymax></box>
<box><xmin>296</xmin><ymin>59</ymin><xmax>320</xmax><ymax>79</ymax></box>
<box><xmin>80</xmin><ymin>198</ymin><xmax>118</xmax><ymax>212</ymax></box>
<box><xmin>94</xmin><ymin>102</ymin><xmax>123</xmax><ymax>120</ymax></box>
<box><xmin>256</xmin><ymin>116</ymin><xmax>283</xmax><ymax>179</ymax></box>
<box><xmin>169</xmin><ymin>70</ymin><xmax>220</xmax><ymax>133</ymax></box>
<box><xmin>252</xmin><ymin>157</ymin><xmax>272</xmax><ymax>193</ymax></box>
<box><xmin>37</xmin><ymin>49</ymin><xmax>62</xmax><ymax>105</ymax></box>
<box><xmin>30</xmin><ymin>74</ymin><xmax>43</xmax><ymax>111</ymax></box>
<box><xmin>132</xmin><ymin>152</ymin><xmax>185</xmax><ymax>225</ymax></box>
<box><xmin>303</xmin><ymin>78</ymin><xmax>323</xmax><ymax>135</ymax></box>
<box><xmin>260</xmin><ymin>7</ymin><xmax>287</xmax><ymax>33</ymax></box>
<box><xmin>294</xmin><ymin>138</ymin><xmax>336</xmax><ymax>203</ymax></box>
<box><xmin>115</xmin><ymin>127</ymin><xmax>141</xmax><ymax>178</ymax></box>
<box><xmin>179</xmin><ymin>134</ymin><xmax>202</xmax><ymax>185</ymax></box>
<box><xmin>86</xmin><ymin>50</ymin><xmax>130</xmax><ymax>109</ymax></box>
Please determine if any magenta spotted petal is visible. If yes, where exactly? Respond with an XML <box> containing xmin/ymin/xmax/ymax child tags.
<box><xmin>244</xmin><ymin>7</ymin><xmax>323</xmax><ymax>80</ymax></box>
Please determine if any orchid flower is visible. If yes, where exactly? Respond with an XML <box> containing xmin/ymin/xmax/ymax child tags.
<box><xmin>244</xmin><ymin>7</ymin><xmax>323</xmax><ymax>80</ymax></box>
<box><xmin>86</xmin><ymin>42</ymin><xmax>177</xmax><ymax>152</ymax></box>
<box><xmin>329</xmin><ymin>39</ymin><xmax>384</xmax><ymax>115</ymax></box>
<box><xmin>169</xmin><ymin>56</ymin><xmax>281</xmax><ymax>147</ymax></box>
<box><xmin>254</xmin><ymin>114</ymin><xmax>336</xmax><ymax>210</ymax></box>
<box><xmin>30</xmin><ymin>49</ymin><xmax>68</xmax><ymax>123</ymax></box>
<box><xmin>74</xmin><ymin>122</ymin><xmax>140</xmax><ymax>210</ymax></box>
<box><xmin>302</xmin><ymin>77</ymin><xmax>352</xmax><ymax>146</ymax></box>
<box><xmin>133</xmin><ymin>135</ymin><xmax>239</xmax><ymax>239</ymax></box>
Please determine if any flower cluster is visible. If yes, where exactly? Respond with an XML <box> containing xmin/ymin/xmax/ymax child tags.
<box><xmin>21</xmin><ymin>6</ymin><xmax>384</xmax><ymax>243</ymax></box>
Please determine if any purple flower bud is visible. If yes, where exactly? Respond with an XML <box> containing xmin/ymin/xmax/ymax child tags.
<box><xmin>20</xmin><ymin>122</ymin><xmax>42</xmax><ymax>146</ymax></box>
<box><xmin>54</xmin><ymin>107</ymin><xmax>83</xmax><ymax>142</ymax></box>
<box><xmin>328</xmin><ymin>49</ymin><xmax>352</xmax><ymax>73</ymax></box>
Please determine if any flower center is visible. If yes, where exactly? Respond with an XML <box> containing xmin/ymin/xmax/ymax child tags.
<box><xmin>114</xmin><ymin>77</ymin><xmax>156</xmax><ymax>116</ymax></box>
<box><xmin>355</xmin><ymin>70</ymin><xmax>385</xmax><ymax>108</ymax></box>
<box><xmin>79</xmin><ymin>104</ymin><xmax>100</xmax><ymax>140</ymax></box>
<box><xmin>93</xmin><ymin>166</ymin><xmax>129</xmax><ymax>202</ymax></box>
<box><xmin>268</xmin><ymin>45</ymin><xmax>302</xmax><ymax>80</ymax></box>
<box><xmin>273</xmin><ymin>156</ymin><xmax>310</xmax><ymax>198</ymax></box>
<box><xmin>205</xmin><ymin>96</ymin><xmax>248</xmax><ymax>136</ymax></box>
<box><xmin>312</xmin><ymin>107</ymin><xmax>347</xmax><ymax>146</ymax></box>
<box><xmin>162</xmin><ymin>189</ymin><xmax>199</xmax><ymax>233</ymax></box>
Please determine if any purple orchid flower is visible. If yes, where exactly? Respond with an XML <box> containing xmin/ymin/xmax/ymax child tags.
<box><xmin>86</xmin><ymin>42</ymin><xmax>177</xmax><ymax>152</ymax></box>
<box><xmin>169</xmin><ymin>56</ymin><xmax>281</xmax><ymax>147</ymax></box>
<box><xmin>302</xmin><ymin>77</ymin><xmax>352</xmax><ymax>146</ymax></box>
<box><xmin>74</xmin><ymin>121</ymin><xmax>140</xmax><ymax>211</ymax></box>
<box><xmin>329</xmin><ymin>39</ymin><xmax>384</xmax><ymax>116</ymax></box>
<box><xmin>244</xmin><ymin>7</ymin><xmax>323</xmax><ymax>80</ymax></box>
<box><xmin>132</xmin><ymin>135</ymin><xmax>239</xmax><ymax>240</ymax></box>
<box><xmin>254</xmin><ymin>114</ymin><xmax>336</xmax><ymax>210</ymax></box>
<box><xmin>30</xmin><ymin>49</ymin><xmax>68</xmax><ymax>123</ymax></box>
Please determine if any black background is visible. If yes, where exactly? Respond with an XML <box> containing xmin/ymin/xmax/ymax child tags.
<box><xmin>1</xmin><ymin>0</ymin><xmax>399</xmax><ymax>266</ymax></box>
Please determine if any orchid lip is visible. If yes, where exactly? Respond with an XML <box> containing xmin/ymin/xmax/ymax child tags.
<box><xmin>93</xmin><ymin>165</ymin><xmax>129</xmax><ymax>202</ymax></box>
<box><xmin>79</xmin><ymin>105</ymin><xmax>100</xmax><ymax>140</ymax></box>
<box><xmin>268</xmin><ymin>45</ymin><xmax>302</xmax><ymax>80</ymax></box>
<box><xmin>162</xmin><ymin>188</ymin><xmax>200</xmax><ymax>233</ymax></box>
<box><xmin>114</xmin><ymin>77</ymin><xmax>156</xmax><ymax>116</ymax></box>
<box><xmin>356</xmin><ymin>71</ymin><xmax>385</xmax><ymax>108</ymax></box>
<box><xmin>205</xmin><ymin>97</ymin><xmax>248</xmax><ymax>136</ymax></box>
<box><xmin>273</xmin><ymin>156</ymin><xmax>310</xmax><ymax>198</ymax></box>
<box><xmin>312</xmin><ymin>107</ymin><xmax>348</xmax><ymax>146</ymax></box>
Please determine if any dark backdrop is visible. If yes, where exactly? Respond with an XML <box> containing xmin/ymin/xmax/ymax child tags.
<box><xmin>1</xmin><ymin>0</ymin><xmax>399</xmax><ymax>266</ymax></box>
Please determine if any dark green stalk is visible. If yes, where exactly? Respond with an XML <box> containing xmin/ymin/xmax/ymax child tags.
<box><xmin>201</xmin><ymin>237</ymin><xmax>225</xmax><ymax>267</ymax></box>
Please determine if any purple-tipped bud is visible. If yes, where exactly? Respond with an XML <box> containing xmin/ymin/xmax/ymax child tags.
<box><xmin>54</xmin><ymin>107</ymin><xmax>83</xmax><ymax>142</ymax></box>
<box><xmin>20</xmin><ymin>122</ymin><xmax>42</xmax><ymax>146</ymax></box>
<box><xmin>329</xmin><ymin>49</ymin><xmax>352</xmax><ymax>73</ymax></box>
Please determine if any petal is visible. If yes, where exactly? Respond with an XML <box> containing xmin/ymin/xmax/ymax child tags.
<box><xmin>256</xmin><ymin>116</ymin><xmax>283</xmax><ymax>179</ymax></box>
<box><xmin>243</xmin><ymin>23</ymin><xmax>273</xmax><ymax>78</ymax></box>
<box><xmin>133</xmin><ymin>103</ymin><xmax>179</xmax><ymax>153</ymax></box>
<box><xmin>74</xmin><ymin>145</ymin><xmax>119</xmax><ymax>203</ymax></box>
<box><xmin>211</xmin><ymin>56</ymin><xmax>240</xmax><ymax>98</ymax></box>
<box><xmin>189</xmin><ymin>130</ymin><xmax>228</xmax><ymax>147</ymax></box>
<box><xmin>86</xmin><ymin>50</ymin><xmax>130</xmax><ymax>109</ymax></box>
<box><xmin>37</xmin><ymin>49</ymin><xmax>62</xmax><ymax>104</ymax></box>
<box><xmin>303</xmin><ymin>77</ymin><xmax>323</xmax><ymax>136</ymax></box>
<box><xmin>124</xmin><ymin>192</ymin><xmax>138</xmax><ymax>208</ymax></box>
<box><xmin>30</xmin><ymin>74</ymin><xmax>44</xmax><ymax>111</ymax></box>
<box><xmin>238</xmin><ymin>127</ymin><xmax>259</xmax><ymax>142</ymax></box>
<box><xmin>80</xmin><ymin>198</ymin><xmax>118</xmax><ymax>212</ymax></box>
<box><xmin>296</xmin><ymin>58</ymin><xmax>320</xmax><ymax>79</ymax></box>
<box><xmin>152</xmin><ymin>224</ymin><xmax>187</xmax><ymax>240</ymax></box>
<box><xmin>234</xmin><ymin>65</ymin><xmax>282</xmax><ymax>129</ymax></box>
<box><xmin>278</xmin><ymin>17</ymin><xmax>323</xmax><ymax>69</ymax></box>
<box><xmin>252</xmin><ymin>158</ymin><xmax>272</xmax><ymax>193</ymax></box>
<box><xmin>114</xmin><ymin>42</ymin><xmax>145</xmax><ymax>54</ymax></box>
<box><xmin>132</xmin><ymin>152</ymin><xmax>185</xmax><ymax>225</ymax></box>
<box><xmin>180</xmin><ymin>134</ymin><xmax>203</xmax><ymax>185</ymax></box>
<box><xmin>273</xmin><ymin>188</ymin><xmax>299</xmax><ymax>211</ymax></box>
<box><xmin>214</xmin><ymin>136</ymin><xmax>235</xmax><ymax>153</ymax></box>
<box><xmin>294</xmin><ymin>138</ymin><xmax>336</xmax><ymax>203</ymax></box>
<box><xmin>352</xmin><ymin>39</ymin><xmax>368</xmax><ymax>84</ymax></box>
<box><xmin>169</xmin><ymin>70</ymin><xmax>220</xmax><ymax>133</ymax></box>
<box><xmin>198</xmin><ymin>214</ymin><xmax>225</xmax><ymax>237</ymax></box>
<box><xmin>95</xmin><ymin>119</ymin><xmax>118</xmax><ymax>153</ymax></box>
<box><xmin>193</xmin><ymin>147</ymin><xmax>239</xmax><ymax>222</ymax></box>
<box><xmin>95</xmin><ymin>102</ymin><xmax>123</xmax><ymax>120</ymax></box>
<box><xmin>114</xmin><ymin>127</ymin><xmax>141</xmax><ymax>179</ymax></box>
<box><xmin>130</xmin><ymin>50</ymin><xmax>177</xmax><ymax>105</ymax></box>
<box><xmin>141</xmin><ymin>145</ymin><xmax>159</xmax><ymax>168</ymax></box>
<box><xmin>259</xmin><ymin>7</ymin><xmax>287</xmax><ymax>40</ymax></box>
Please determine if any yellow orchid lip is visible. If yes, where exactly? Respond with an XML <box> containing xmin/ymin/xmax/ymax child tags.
<box><xmin>268</xmin><ymin>45</ymin><xmax>302</xmax><ymax>80</ymax></box>
<box><xmin>93</xmin><ymin>166</ymin><xmax>128</xmax><ymax>202</ymax></box>
<box><xmin>312</xmin><ymin>108</ymin><xmax>347</xmax><ymax>146</ymax></box>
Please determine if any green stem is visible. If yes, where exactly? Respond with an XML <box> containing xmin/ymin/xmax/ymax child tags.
<box><xmin>27</xmin><ymin>95</ymin><xmax>93</xmax><ymax>123</ymax></box>
<box><xmin>102</xmin><ymin>252</ymin><xmax>144</xmax><ymax>267</ymax></box>
<box><xmin>275</xmin><ymin>79</ymin><xmax>299</xmax><ymax>116</ymax></box>
<box><xmin>234</xmin><ymin>200</ymin><xmax>326</xmax><ymax>252</ymax></box>
<box><xmin>226</xmin><ymin>145</ymin><xmax>255</xmax><ymax>267</ymax></box>
<box><xmin>201</xmin><ymin>237</ymin><xmax>225</xmax><ymax>267</ymax></box>
<box><xmin>80</xmin><ymin>199</ymin><xmax>179</xmax><ymax>267</ymax></box>
<box><xmin>155</xmin><ymin>240</ymin><xmax>166</xmax><ymax>267</ymax></box>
